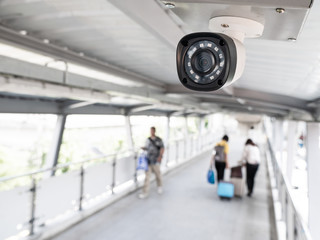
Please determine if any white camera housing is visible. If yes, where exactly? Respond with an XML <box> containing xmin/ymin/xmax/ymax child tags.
<box><xmin>176</xmin><ymin>16</ymin><xmax>264</xmax><ymax>91</ymax></box>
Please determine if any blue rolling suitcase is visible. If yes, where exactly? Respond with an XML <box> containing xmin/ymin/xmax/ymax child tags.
<box><xmin>217</xmin><ymin>181</ymin><xmax>234</xmax><ymax>199</ymax></box>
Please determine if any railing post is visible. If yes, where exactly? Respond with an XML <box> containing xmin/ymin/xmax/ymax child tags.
<box><xmin>287</xmin><ymin>200</ymin><xmax>294</xmax><ymax>240</ymax></box>
<box><xmin>29</xmin><ymin>178</ymin><xmax>37</xmax><ymax>236</ymax></box>
<box><xmin>280</xmin><ymin>180</ymin><xmax>286</xmax><ymax>221</ymax></box>
<box><xmin>111</xmin><ymin>155</ymin><xmax>117</xmax><ymax>194</ymax></box>
<box><xmin>283</xmin><ymin>191</ymin><xmax>288</xmax><ymax>234</ymax></box>
<box><xmin>133</xmin><ymin>152</ymin><xmax>138</xmax><ymax>188</ymax></box>
<box><xmin>79</xmin><ymin>166</ymin><xmax>85</xmax><ymax>211</ymax></box>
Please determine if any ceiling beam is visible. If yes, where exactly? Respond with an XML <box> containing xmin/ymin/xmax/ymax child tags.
<box><xmin>166</xmin><ymin>84</ymin><xmax>312</xmax><ymax>114</ymax></box>
<box><xmin>0</xmin><ymin>56</ymin><xmax>212</xmax><ymax>112</ymax></box>
<box><xmin>200</xmin><ymin>97</ymin><xmax>290</xmax><ymax>114</ymax></box>
<box><xmin>66</xmin><ymin>101</ymin><xmax>97</xmax><ymax>109</ymax></box>
<box><xmin>110</xmin><ymin>0</ymin><xmax>185</xmax><ymax>49</ymax></box>
<box><xmin>203</xmin><ymin>99</ymin><xmax>289</xmax><ymax>116</ymax></box>
<box><xmin>128</xmin><ymin>104</ymin><xmax>155</xmax><ymax>114</ymax></box>
<box><xmin>0</xmin><ymin>26</ymin><xmax>164</xmax><ymax>87</ymax></box>
<box><xmin>165</xmin><ymin>84</ymin><xmax>227</xmax><ymax>96</ymax></box>
<box><xmin>0</xmin><ymin>96</ymin><xmax>61</xmax><ymax>114</ymax></box>
<box><xmin>234</xmin><ymin>88</ymin><xmax>309</xmax><ymax>111</ymax></box>
<box><xmin>165</xmin><ymin>0</ymin><xmax>312</xmax><ymax>8</ymax></box>
<box><xmin>221</xmin><ymin>107</ymin><xmax>279</xmax><ymax>117</ymax></box>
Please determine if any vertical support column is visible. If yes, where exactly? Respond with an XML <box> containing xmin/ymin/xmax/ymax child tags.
<box><xmin>165</xmin><ymin>115</ymin><xmax>171</xmax><ymax>166</ymax></box>
<box><xmin>286</xmin><ymin>121</ymin><xmax>297</xmax><ymax>186</ymax></box>
<box><xmin>273</xmin><ymin>119</ymin><xmax>286</xmax><ymax>221</ymax></box>
<box><xmin>175</xmin><ymin>140</ymin><xmax>179</xmax><ymax>163</ymax></box>
<box><xmin>46</xmin><ymin>114</ymin><xmax>67</xmax><ymax>176</ymax></box>
<box><xmin>272</xmin><ymin>119</ymin><xmax>277</xmax><ymax>146</ymax></box>
<box><xmin>306</xmin><ymin>122</ymin><xmax>320</xmax><ymax>240</ymax></box>
<box><xmin>125</xmin><ymin>115</ymin><xmax>134</xmax><ymax>152</ymax></box>
<box><xmin>274</xmin><ymin>120</ymin><xmax>284</xmax><ymax>168</ymax></box>
<box><xmin>125</xmin><ymin>115</ymin><xmax>138</xmax><ymax>184</ymax></box>
<box><xmin>199</xmin><ymin>116</ymin><xmax>205</xmax><ymax>152</ymax></box>
<box><xmin>184</xmin><ymin>115</ymin><xmax>188</xmax><ymax>159</ymax></box>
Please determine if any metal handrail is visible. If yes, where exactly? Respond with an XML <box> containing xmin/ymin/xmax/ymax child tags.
<box><xmin>0</xmin><ymin>148</ymin><xmax>136</xmax><ymax>183</ymax></box>
<box><xmin>267</xmin><ymin>139</ymin><xmax>312</xmax><ymax>240</ymax></box>
<box><xmin>0</xmin><ymin>134</ymin><xmax>214</xmax><ymax>183</ymax></box>
<box><xmin>0</xmin><ymin>131</ymin><xmax>215</xmax><ymax>240</ymax></box>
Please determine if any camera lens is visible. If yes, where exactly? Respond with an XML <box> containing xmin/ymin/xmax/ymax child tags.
<box><xmin>184</xmin><ymin>40</ymin><xmax>225</xmax><ymax>85</ymax></box>
<box><xmin>192</xmin><ymin>50</ymin><xmax>215</xmax><ymax>75</ymax></box>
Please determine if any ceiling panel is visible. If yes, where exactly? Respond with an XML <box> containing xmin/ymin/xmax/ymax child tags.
<box><xmin>0</xmin><ymin>0</ymin><xmax>178</xmax><ymax>84</ymax></box>
<box><xmin>0</xmin><ymin>0</ymin><xmax>320</xmax><ymax>110</ymax></box>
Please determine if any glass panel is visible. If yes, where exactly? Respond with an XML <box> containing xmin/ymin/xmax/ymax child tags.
<box><xmin>169</xmin><ymin>117</ymin><xmax>185</xmax><ymax>141</ymax></box>
<box><xmin>0</xmin><ymin>114</ymin><xmax>57</xmax><ymax>182</ymax></box>
<box><xmin>186</xmin><ymin>137</ymin><xmax>192</xmax><ymax>159</ymax></box>
<box><xmin>178</xmin><ymin>140</ymin><xmax>185</xmax><ymax>162</ymax></box>
<box><xmin>83</xmin><ymin>162</ymin><xmax>113</xmax><ymax>200</ymax></box>
<box><xmin>168</xmin><ymin>142</ymin><xmax>176</xmax><ymax>164</ymax></box>
<box><xmin>36</xmin><ymin>171</ymin><xmax>80</xmax><ymax>226</ymax></box>
<box><xmin>187</xmin><ymin>117</ymin><xmax>199</xmax><ymax>135</ymax></box>
<box><xmin>116</xmin><ymin>155</ymin><xmax>135</xmax><ymax>185</ymax></box>
<box><xmin>131</xmin><ymin>116</ymin><xmax>166</xmax><ymax>147</ymax></box>
<box><xmin>193</xmin><ymin>137</ymin><xmax>199</xmax><ymax>155</ymax></box>
<box><xmin>60</xmin><ymin>115</ymin><xmax>127</xmax><ymax>164</ymax></box>
<box><xmin>0</xmin><ymin>186</ymin><xmax>30</xmax><ymax>239</ymax></box>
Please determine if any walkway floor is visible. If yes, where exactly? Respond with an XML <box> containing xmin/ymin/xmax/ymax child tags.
<box><xmin>53</xmin><ymin>143</ymin><xmax>272</xmax><ymax>240</ymax></box>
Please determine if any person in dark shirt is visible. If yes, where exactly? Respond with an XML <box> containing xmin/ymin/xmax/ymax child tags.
<box><xmin>139</xmin><ymin>126</ymin><xmax>164</xmax><ymax>199</ymax></box>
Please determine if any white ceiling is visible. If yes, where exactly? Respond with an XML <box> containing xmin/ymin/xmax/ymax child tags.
<box><xmin>238</xmin><ymin>5</ymin><xmax>320</xmax><ymax>101</ymax></box>
<box><xmin>0</xmin><ymin>0</ymin><xmax>177</xmax><ymax>84</ymax></box>
<box><xmin>0</xmin><ymin>0</ymin><xmax>319</xmax><ymax>118</ymax></box>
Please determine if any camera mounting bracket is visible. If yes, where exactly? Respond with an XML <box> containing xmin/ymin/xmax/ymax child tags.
<box><xmin>209</xmin><ymin>16</ymin><xmax>264</xmax><ymax>43</ymax></box>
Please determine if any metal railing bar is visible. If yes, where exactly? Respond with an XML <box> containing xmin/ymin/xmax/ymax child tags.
<box><xmin>267</xmin><ymin>139</ymin><xmax>312</xmax><ymax>240</ymax></box>
<box><xmin>0</xmin><ymin>149</ymin><xmax>136</xmax><ymax>183</ymax></box>
<box><xmin>0</xmin><ymin>133</ymin><xmax>215</xmax><ymax>183</ymax></box>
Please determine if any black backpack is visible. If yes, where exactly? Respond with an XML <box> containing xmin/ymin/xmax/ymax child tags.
<box><xmin>214</xmin><ymin>145</ymin><xmax>225</xmax><ymax>162</ymax></box>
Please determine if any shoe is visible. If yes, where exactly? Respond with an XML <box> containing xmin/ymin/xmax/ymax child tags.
<box><xmin>247</xmin><ymin>192</ymin><xmax>252</xmax><ymax>197</ymax></box>
<box><xmin>138</xmin><ymin>193</ymin><xmax>148</xmax><ymax>199</ymax></box>
<box><xmin>157</xmin><ymin>187</ymin><xmax>163</xmax><ymax>194</ymax></box>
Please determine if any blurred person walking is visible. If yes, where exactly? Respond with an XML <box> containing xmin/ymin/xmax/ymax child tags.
<box><xmin>139</xmin><ymin>126</ymin><xmax>164</xmax><ymax>199</ymax></box>
<box><xmin>240</xmin><ymin>139</ymin><xmax>261</xmax><ymax>197</ymax></box>
<box><xmin>212</xmin><ymin>135</ymin><xmax>230</xmax><ymax>182</ymax></box>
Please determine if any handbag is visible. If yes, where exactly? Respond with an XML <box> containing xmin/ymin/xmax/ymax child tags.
<box><xmin>207</xmin><ymin>165</ymin><xmax>215</xmax><ymax>184</ymax></box>
<box><xmin>230</xmin><ymin>166</ymin><xmax>243</xmax><ymax>178</ymax></box>
<box><xmin>136</xmin><ymin>153</ymin><xmax>149</xmax><ymax>171</ymax></box>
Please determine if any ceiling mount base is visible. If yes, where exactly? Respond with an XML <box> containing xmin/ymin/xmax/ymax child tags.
<box><xmin>209</xmin><ymin>16</ymin><xmax>264</xmax><ymax>42</ymax></box>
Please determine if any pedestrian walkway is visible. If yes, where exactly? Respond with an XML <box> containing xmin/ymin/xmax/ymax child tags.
<box><xmin>53</xmin><ymin>145</ymin><xmax>272</xmax><ymax>240</ymax></box>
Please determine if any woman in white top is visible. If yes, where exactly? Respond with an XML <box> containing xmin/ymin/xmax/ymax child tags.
<box><xmin>241</xmin><ymin>139</ymin><xmax>261</xmax><ymax>197</ymax></box>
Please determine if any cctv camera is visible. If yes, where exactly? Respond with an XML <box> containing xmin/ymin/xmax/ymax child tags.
<box><xmin>176</xmin><ymin>32</ymin><xmax>245</xmax><ymax>91</ymax></box>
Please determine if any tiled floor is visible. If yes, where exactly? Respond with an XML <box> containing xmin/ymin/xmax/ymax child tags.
<box><xmin>54</xmin><ymin>140</ymin><xmax>271</xmax><ymax>240</ymax></box>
